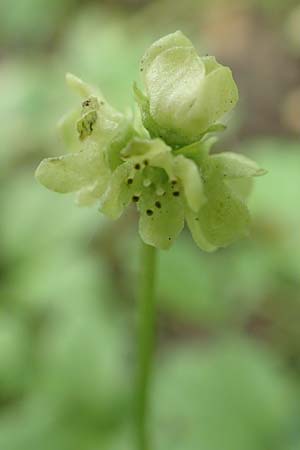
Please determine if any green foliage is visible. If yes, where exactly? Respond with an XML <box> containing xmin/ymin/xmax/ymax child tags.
<box><xmin>152</xmin><ymin>338</ymin><xmax>291</xmax><ymax>450</ymax></box>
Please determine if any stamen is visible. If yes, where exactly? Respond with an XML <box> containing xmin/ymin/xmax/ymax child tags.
<box><xmin>156</xmin><ymin>187</ymin><xmax>165</xmax><ymax>196</ymax></box>
<box><xmin>173</xmin><ymin>191</ymin><xmax>180</xmax><ymax>197</ymax></box>
<box><xmin>132</xmin><ymin>195</ymin><xmax>139</xmax><ymax>202</ymax></box>
<box><xmin>146</xmin><ymin>209</ymin><xmax>153</xmax><ymax>216</ymax></box>
<box><xmin>143</xmin><ymin>179</ymin><xmax>151</xmax><ymax>188</ymax></box>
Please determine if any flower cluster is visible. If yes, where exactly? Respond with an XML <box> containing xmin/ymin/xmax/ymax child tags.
<box><xmin>36</xmin><ymin>31</ymin><xmax>265</xmax><ymax>251</ymax></box>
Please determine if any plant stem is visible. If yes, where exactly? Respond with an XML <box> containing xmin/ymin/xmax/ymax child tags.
<box><xmin>136</xmin><ymin>240</ymin><xmax>157</xmax><ymax>450</ymax></box>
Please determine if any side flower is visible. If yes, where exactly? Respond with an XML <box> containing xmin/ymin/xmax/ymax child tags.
<box><xmin>35</xmin><ymin>74</ymin><xmax>134</xmax><ymax>206</ymax></box>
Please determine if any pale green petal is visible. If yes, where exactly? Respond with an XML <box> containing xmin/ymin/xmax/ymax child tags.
<box><xmin>76</xmin><ymin>179</ymin><xmax>110</xmax><ymax>207</ymax></box>
<box><xmin>185</xmin><ymin>207</ymin><xmax>217</xmax><ymax>252</ymax></box>
<box><xmin>140</xmin><ymin>31</ymin><xmax>193</xmax><ymax>82</ymax></box>
<box><xmin>35</xmin><ymin>143</ymin><xmax>110</xmax><ymax>194</ymax></box>
<box><xmin>211</xmin><ymin>152</ymin><xmax>267</xmax><ymax>178</ymax></box>
<box><xmin>138</xmin><ymin>187</ymin><xmax>184</xmax><ymax>250</ymax></box>
<box><xmin>122</xmin><ymin>137</ymin><xmax>169</xmax><ymax>158</ymax></box>
<box><xmin>122</xmin><ymin>138</ymin><xmax>175</xmax><ymax>179</ymax></box>
<box><xmin>145</xmin><ymin>45</ymin><xmax>205</xmax><ymax>137</ymax></box>
<box><xmin>198</xmin><ymin>180</ymin><xmax>250</xmax><ymax>247</ymax></box>
<box><xmin>225</xmin><ymin>178</ymin><xmax>254</xmax><ymax>201</ymax></box>
<box><xmin>100</xmin><ymin>162</ymin><xmax>142</xmax><ymax>219</ymax></box>
<box><xmin>189</xmin><ymin>66</ymin><xmax>238</xmax><ymax>134</ymax></box>
<box><xmin>58</xmin><ymin>109</ymin><xmax>81</xmax><ymax>151</ymax></box>
<box><xmin>174</xmin><ymin>137</ymin><xmax>217</xmax><ymax>163</ymax></box>
<box><xmin>65</xmin><ymin>73</ymin><xmax>97</xmax><ymax>98</ymax></box>
<box><xmin>202</xmin><ymin>56</ymin><xmax>221</xmax><ymax>74</ymax></box>
<box><xmin>173</xmin><ymin>155</ymin><xmax>205</xmax><ymax>211</ymax></box>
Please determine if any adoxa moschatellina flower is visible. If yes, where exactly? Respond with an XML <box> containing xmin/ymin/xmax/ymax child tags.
<box><xmin>35</xmin><ymin>31</ymin><xmax>266</xmax><ymax>251</ymax></box>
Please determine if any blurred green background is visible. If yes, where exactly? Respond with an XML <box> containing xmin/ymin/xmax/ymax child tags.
<box><xmin>1</xmin><ymin>0</ymin><xmax>300</xmax><ymax>449</ymax></box>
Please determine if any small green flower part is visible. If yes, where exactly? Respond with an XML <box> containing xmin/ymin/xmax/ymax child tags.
<box><xmin>36</xmin><ymin>74</ymin><xmax>134</xmax><ymax>206</ymax></box>
<box><xmin>35</xmin><ymin>34</ymin><xmax>266</xmax><ymax>251</ymax></box>
<box><xmin>101</xmin><ymin>138</ymin><xmax>205</xmax><ymax>249</ymax></box>
<box><xmin>136</xmin><ymin>31</ymin><xmax>238</xmax><ymax>146</ymax></box>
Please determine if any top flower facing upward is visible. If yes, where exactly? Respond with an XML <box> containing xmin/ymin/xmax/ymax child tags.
<box><xmin>135</xmin><ymin>31</ymin><xmax>238</xmax><ymax>146</ymax></box>
<box><xmin>35</xmin><ymin>31</ymin><xmax>266</xmax><ymax>251</ymax></box>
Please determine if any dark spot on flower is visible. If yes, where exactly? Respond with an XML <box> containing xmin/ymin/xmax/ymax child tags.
<box><xmin>173</xmin><ymin>191</ymin><xmax>180</xmax><ymax>197</ymax></box>
<box><xmin>132</xmin><ymin>195</ymin><xmax>139</xmax><ymax>202</ymax></box>
<box><xmin>171</xmin><ymin>180</ymin><xmax>177</xmax><ymax>185</ymax></box>
<box><xmin>155</xmin><ymin>201</ymin><xmax>161</xmax><ymax>209</ymax></box>
<box><xmin>82</xmin><ymin>99</ymin><xmax>91</xmax><ymax>107</ymax></box>
<box><xmin>168</xmin><ymin>237</ymin><xmax>171</xmax><ymax>241</ymax></box>
<box><xmin>146</xmin><ymin>209</ymin><xmax>153</xmax><ymax>216</ymax></box>
<box><xmin>135</xmin><ymin>163</ymin><xmax>141</xmax><ymax>170</ymax></box>
<box><xmin>143</xmin><ymin>159</ymin><xmax>149</xmax><ymax>166</ymax></box>
<box><xmin>100</xmin><ymin>101</ymin><xmax>105</xmax><ymax>105</ymax></box>
<box><xmin>127</xmin><ymin>178</ymin><xmax>133</xmax><ymax>185</ymax></box>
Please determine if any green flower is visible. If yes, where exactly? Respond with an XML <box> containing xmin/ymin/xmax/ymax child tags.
<box><xmin>135</xmin><ymin>31</ymin><xmax>238</xmax><ymax>146</ymax></box>
<box><xmin>101</xmin><ymin>137</ymin><xmax>205</xmax><ymax>249</ymax></box>
<box><xmin>35</xmin><ymin>33</ymin><xmax>266</xmax><ymax>252</ymax></box>
<box><xmin>36</xmin><ymin>74</ymin><xmax>134</xmax><ymax>206</ymax></box>
<box><xmin>101</xmin><ymin>137</ymin><xmax>265</xmax><ymax>250</ymax></box>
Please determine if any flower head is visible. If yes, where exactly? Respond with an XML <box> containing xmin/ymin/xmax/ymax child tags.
<box><xmin>35</xmin><ymin>32</ymin><xmax>266</xmax><ymax>251</ymax></box>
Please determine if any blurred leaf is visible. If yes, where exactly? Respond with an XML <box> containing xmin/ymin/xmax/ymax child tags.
<box><xmin>153</xmin><ymin>337</ymin><xmax>291</xmax><ymax>450</ymax></box>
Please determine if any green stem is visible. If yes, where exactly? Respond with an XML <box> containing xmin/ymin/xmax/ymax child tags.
<box><xmin>136</xmin><ymin>239</ymin><xmax>157</xmax><ymax>450</ymax></box>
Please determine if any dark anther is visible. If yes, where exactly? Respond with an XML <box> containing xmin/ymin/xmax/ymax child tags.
<box><xmin>173</xmin><ymin>191</ymin><xmax>180</xmax><ymax>197</ymax></box>
<box><xmin>134</xmin><ymin>163</ymin><xmax>141</xmax><ymax>170</ymax></box>
<box><xmin>132</xmin><ymin>195</ymin><xmax>139</xmax><ymax>202</ymax></box>
<box><xmin>171</xmin><ymin>180</ymin><xmax>177</xmax><ymax>185</ymax></box>
<box><xmin>127</xmin><ymin>178</ymin><xmax>133</xmax><ymax>185</ymax></box>
<box><xmin>155</xmin><ymin>201</ymin><xmax>161</xmax><ymax>209</ymax></box>
<box><xmin>146</xmin><ymin>209</ymin><xmax>153</xmax><ymax>216</ymax></box>
<box><xmin>143</xmin><ymin>159</ymin><xmax>149</xmax><ymax>166</ymax></box>
<box><xmin>82</xmin><ymin>99</ymin><xmax>91</xmax><ymax>107</ymax></box>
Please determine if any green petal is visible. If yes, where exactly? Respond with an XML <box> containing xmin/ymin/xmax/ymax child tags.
<box><xmin>35</xmin><ymin>143</ymin><xmax>110</xmax><ymax>194</ymax></box>
<box><xmin>138</xmin><ymin>186</ymin><xmax>184</xmax><ymax>250</ymax></box>
<box><xmin>185</xmin><ymin>207</ymin><xmax>217</xmax><ymax>252</ymax></box>
<box><xmin>76</xmin><ymin>179</ymin><xmax>110</xmax><ymax>207</ymax></box>
<box><xmin>122</xmin><ymin>138</ymin><xmax>175</xmax><ymax>179</ymax></box>
<box><xmin>100</xmin><ymin>162</ymin><xmax>142</xmax><ymax>219</ymax></box>
<box><xmin>173</xmin><ymin>155</ymin><xmax>205</xmax><ymax>212</ymax></box>
<box><xmin>225</xmin><ymin>177</ymin><xmax>254</xmax><ymax>201</ymax></box>
<box><xmin>58</xmin><ymin>108</ymin><xmax>81</xmax><ymax>151</ymax></box>
<box><xmin>188</xmin><ymin>65</ymin><xmax>238</xmax><ymax>134</ymax></box>
<box><xmin>198</xmin><ymin>180</ymin><xmax>251</xmax><ymax>247</ymax></box>
<box><xmin>65</xmin><ymin>73</ymin><xmax>97</xmax><ymax>98</ymax></box>
<box><xmin>140</xmin><ymin>31</ymin><xmax>193</xmax><ymax>81</ymax></box>
<box><xmin>122</xmin><ymin>137</ymin><xmax>169</xmax><ymax>158</ymax></box>
<box><xmin>211</xmin><ymin>152</ymin><xmax>267</xmax><ymax>178</ymax></box>
<box><xmin>145</xmin><ymin>45</ymin><xmax>205</xmax><ymax>137</ymax></box>
<box><xmin>202</xmin><ymin>56</ymin><xmax>221</xmax><ymax>74</ymax></box>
